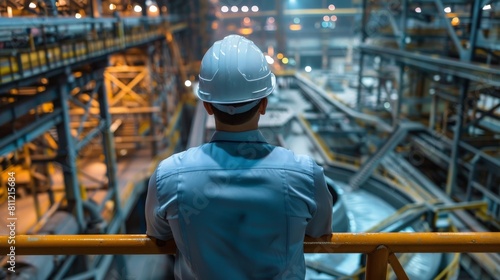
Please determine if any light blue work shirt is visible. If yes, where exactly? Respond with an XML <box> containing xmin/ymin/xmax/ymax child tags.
<box><xmin>146</xmin><ymin>129</ymin><xmax>332</xmax><ymax>279</ymax></box>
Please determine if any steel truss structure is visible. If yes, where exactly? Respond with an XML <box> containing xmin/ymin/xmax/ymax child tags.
<box><xmin>356</xmin><ymin>0</ymin><xmax>500</xmax><ymax>278</ymax></box>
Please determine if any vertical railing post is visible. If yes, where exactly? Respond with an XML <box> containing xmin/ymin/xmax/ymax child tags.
<box><xmin>365</xmin><ymin>245</ymin><xmax>389</xmax><ymax>280</ymax></box>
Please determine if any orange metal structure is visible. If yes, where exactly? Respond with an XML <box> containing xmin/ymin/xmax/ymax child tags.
<box><xmin>1</xmin><ymin>232</ymin><xmax>500</xmax><ymax>279</ymax></box>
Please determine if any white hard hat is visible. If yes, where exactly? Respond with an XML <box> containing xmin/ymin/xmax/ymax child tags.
<box><xmin>197</xmin><ymin>35</ymin><xmax>276</xmax><ymax>111</ymax></box>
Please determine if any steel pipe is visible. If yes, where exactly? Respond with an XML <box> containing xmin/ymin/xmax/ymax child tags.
<box><xmin>1</xmin><ymin>232</ymin><xmax>500</xmax><ymax>256</ymax></box>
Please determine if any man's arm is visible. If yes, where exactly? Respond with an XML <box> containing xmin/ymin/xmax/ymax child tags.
<box><xmin>305</xmin><ymin>164</ymin><xmax>333</xmax><ymax>237</ymax></box>
<box><xmin>145</xmin><ymin>168</ymin><xmax>173</xmax><ymax>241</ymax></box>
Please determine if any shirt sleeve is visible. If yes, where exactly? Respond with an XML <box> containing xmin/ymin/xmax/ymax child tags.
<box><xmin>145</xmin><ymin>168</ymin><xmax>173</xmax><ymax>241</ymax></box>
<box><xmin>305</xmin><ymin>163</ymin><xmax>333</xmax><ymax>238</ymax></box>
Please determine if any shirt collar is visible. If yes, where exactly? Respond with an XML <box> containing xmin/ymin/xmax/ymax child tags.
<box><xmin>210</xmin><ymin>129</ymin><xmax>268</xmax><ymax>144</ymax></box>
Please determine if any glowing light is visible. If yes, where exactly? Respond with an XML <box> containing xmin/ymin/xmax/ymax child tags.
<box><xmin>415</xmin><ymin>7</ymin><xmax>421</xmax><ymax>13</ymax></box>
<box><xmin>289</xmin><ymin>24</ymin><xmax>301</xmax><ymax>31</ymax></box>
<box><xmin>231</xmin><ymin>6</ymin><xmax>238</xmax><ymax>12</ymax></box>
<box><xmin>483</xmin><ymin>4</ymin><xmax>491</xmax><ymax>10</ymax></box>
<box><xmin>277</xmin><ymin>53</ymin><xmax>284</xmax><ymax>59</ymax></box>
<box><xmin>149</xmin><ymin>5</ymin><xmax>158</xmax><ymax>13</ymax></box>
<box><xmin>265</xmin><ymin>55</ymin><xmax>274</xmax><ymax>64</ymax></box>
<box><xmin>267</xmin><ymin>17</ymin><xmax>275</xmax><ymax>24</ymax></box>
<box><xmin>75</xmin><ymin>12</ymin><xmax>82</xmax><ymax>18</ymax></box>
<box><xmin>282</xmin><ymin>57</ymin><xmax>289</xmax><ymax>64</ymax></box>
<box><xmin>330</xmin><ymin>15</ymin><xmax>337</xmax><ymax>21</ymax></box>
<box><xmin>328</xmin><ymin>4</ymin><xmax>335</xmax><ymax>11</ymax></box>
<box><xmin>451</xmin><ymin>17</ymin><xmax>460</xmax><ymax>26</ymax></box>
<box><xmin>241</xmin><ymin>6</ymin><xmax>249</xmax><ymax>12</ymax></box>
<box><xmin>293</xmin><ymin>17</ymin><xmax>300</xmax><ymax>24</ymax></box>
<box><xmin>29</xmin><ymin>2</ymin><xmax>36</xmax><ymax>8</ymax></box>
<box><xmin>243</xmin><ymin>17</ymin><xmax>251</xmax><ymax>25</ymax></box>
<box><xmin>134</xmin><ymin>5</ymin><xmax>142</xmax><ymax>12</ymax></box>
<box><xmin>444</xmin><ymin>7</ymin><xmax>451</xmax><ymax>13</ymax></box>
<box><xmin>109</xmin><ymin>3</ymin><xmax>116</xmax><ymax>10</ymax></box>
<box><xmin>305</xmin><ymin>66</ymin><xmax>312</xmax><ymax>73</ymax></box>
<box><xmin>221</xmin><ymin>6</ymin><xmax>228</xmax><ymax>13</ymax></box>
<box><xmin>239</xmin><ymin>27</ymin><xmax>253</xmax><ymax>35</ymax></box>
<box><xmin>323</xmin><ymin>15</ymin><xmax>330</xmax><ymax>21</ymax></box>
<box><xmin>251</xmin><ymin>5</ymin><xmax>259</xmax><ymax>12</ymax></box>
<box><xmin>184</xmin><ymin>80</ymin><xmax>192</xmax><ymax>87</ymax></box>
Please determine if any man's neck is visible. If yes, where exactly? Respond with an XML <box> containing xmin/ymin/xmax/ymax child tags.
<box><xmin>214</xmin><ymin>120</ymin><xmax>258</xmax><ymax>132</ymax></box>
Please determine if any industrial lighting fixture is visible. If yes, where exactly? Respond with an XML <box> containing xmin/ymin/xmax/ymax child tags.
<box><xmin>75</xmin><ymin>12</ymin><xmax>82</xmax><ymax>18</ymax></box>
<box><xmin>483</xmin><ymin>4</ymin><xmax>491</xmax><ymax>10</ymax></box>
<box><xmin>149</xmin><ymin>5</ymin><xmax>158</xmax><ymax>13</ymax></box>
<box><xmin>184</xmin><ymin>80</ymin><xmax>192</xmax><ymax>87</ymax></box>
<box><xmin>265</xmin><ymin>55</ymin><xmax>274</xmax><ymax>64</ymax></box>
<box><xmin>251</xmin><ymin>5</ymin><xmax>259</xmax><ymax>12</ymax></box>
<box><xmin>305</xmin><ymin>66</ymin><xmax>312</xmax><ymax>73</ymax></box>
<box><xmin>221</xmin><ymin>6</ymin><xmax>228</xmax><ymax>13</ymax></box>
<box><xmin>134</xmin><ymin>4</ymin><xmax>142</xmax><ymax>12</ymax></box>
<box><xmin>241</xmin><ymin>6</ymin><xmax>249</xmax><ymax>12</ymax></box>
<box><xmin>444</xmin><ymin>7</ymin><xmax>451</xmax><ymax>13</ymax></box>
<box><xmin>328</xmin><ymin>4</ymin><xmax>335</xmax><ymax>11</ymax></box>
<box><xmin>282</xmin><ymin>57</ymin><xmax>289</xmax><ymax>64</ymax></box>
<box><xmin>293</xmin><ymin>17</ymin><xmax>300</xmax><ymax>24</ymax></box>
<box><xmin>239</xmin><ymin>27</ymin><xmax>253</xmax><ymax>35</ymax></box>
<box><xmin>29</xmin><ymin>2</ymin><xmax>36</xmax><ymax>8</ymax></box>
<box><xmin>289</xmin><ymin>24</ymin><xmax>301</xmax><ymax>31</ymax></box>
<box><xmin>109</xmin><ymin>3</ymin><xmax>116</xmax><ymax>10</ymax></box>
<box><xmin>415</xmin><ymin>7</ymin><xmax>421</xmax><ymax>13</ymax></box>
<box><xmin>231</xmin><ymin>6</ymin><xmax>238</xmax><ymax>12</ymax></box>
<box><xmin>451</xmin><ymin>17</ymin><xmax>460</xmax><ymax>26</ymax></box>
<box><xmin>330</xmin><ymin>15</ymin><xmax>337</xmax><ymax>21</ymax></box>
<box><xmin>323</xmin><ymin>15</ymin><xmax>330</xmax><ymax>21</ymax></box>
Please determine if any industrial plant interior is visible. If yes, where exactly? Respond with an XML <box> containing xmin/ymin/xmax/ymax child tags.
<box><xmin>0</xmin><ymin>0</ymin><xmax>499</xmax><ymax>279</ymax></box>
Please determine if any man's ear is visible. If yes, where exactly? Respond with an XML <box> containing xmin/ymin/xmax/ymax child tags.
<box><xmin>203</xmin><ymin>102</ymin><xmax>214</xmax><ymax>115</ymax></box>
<box><xmin>259</xmin><ymin>98</ymin><xmax>268</xmax><ymax>115</ymax></box>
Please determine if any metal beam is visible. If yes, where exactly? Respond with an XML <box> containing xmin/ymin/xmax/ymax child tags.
<box><xmin>0</xmin><ymin>88</ymin><xmax>59</xmax><ymax>127</ymax></box>
<box><xmin>358</xmin><ymin>45</ymin><xmax>500</xmax><ymax>87</ymax></box>
<box><xmin>0</xmin><ymin>110</ymin><xmax>62</xmax><ymax>156</ymax></box>
<box><xmin>55</xmin><ymin>80</ymin><xmax>85</xmax><ymax>231</ymax></box>
<box><xmin>446</xmin><ymin>79</ymin><xmax>469</xmax><ymax>195</ymax></box>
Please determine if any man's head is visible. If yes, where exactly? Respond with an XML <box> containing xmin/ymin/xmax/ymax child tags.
<box><xmin>197</xmin><ymin>35</ymin><xmax>275</xmax><ymax>129</ymax></box>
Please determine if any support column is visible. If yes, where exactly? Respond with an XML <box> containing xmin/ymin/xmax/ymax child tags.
<box><xmin>357</xmin><ymin>0</ymin><xmax>368</xmax><ymax>111</ymax></box>
<box><xmin>90</xmin><ymin>0</ymin><xmax>103</xmax><ymax>18</ymax></box>
<box><xmin>55</xmin><ymin>75</ymin><xmax>85</xmax><ymax>231</ymax></box>
<box><xmin>429</xmin><ymin>93</ymin><xmax>437</xmax><ymax>130</ymax></box>
<box><xmin>395</xmin><ymin>64</ymin><xmax>405</xmax><ymax>126</ymax></box>
<box><xmin>446</xmin><ymin>79</ymin><xmax>469</xmax><ymax>195</ymax></box>
<box><xmin>97</xmin><ymin>66</ymin><xmax>122</xmax><ymax>232</ymax></box>
<box><xmin>356</xmin><ymin>52</ymin><xmax>365</xmax><ymax>110</ymax></box>
<box><xmin>276</xmin><ymin>0</ymin><xmax>286</xmax><ymax>54</ymax></box>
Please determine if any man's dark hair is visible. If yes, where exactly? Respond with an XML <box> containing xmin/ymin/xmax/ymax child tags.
<box><xmin>211</xmin><ymin>99</ymin><xmax>262</xmax><ymax>125</ymax></box>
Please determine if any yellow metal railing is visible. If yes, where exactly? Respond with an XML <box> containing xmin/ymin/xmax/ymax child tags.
<box><xmin>1</xmin><ymin>232</ymin><xmax>499</xmax><ymax>279</ymax></box>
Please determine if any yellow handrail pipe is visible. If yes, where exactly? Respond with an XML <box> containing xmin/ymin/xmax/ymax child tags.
<box><xmin>2</xmin><ymin>232</ymin><xmax>499</xmax><ymax>279</ymax></box>
<box><xmin>1</xmin><ymin>232</ymin><xmax>499</xmax><ymax>255</ymax></box>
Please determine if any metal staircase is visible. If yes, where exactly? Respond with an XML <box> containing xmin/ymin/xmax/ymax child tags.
<box><xmin>348</xmin><ymin>122</ymin><xmax>422</xmax><ymax>189</ymax></box>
